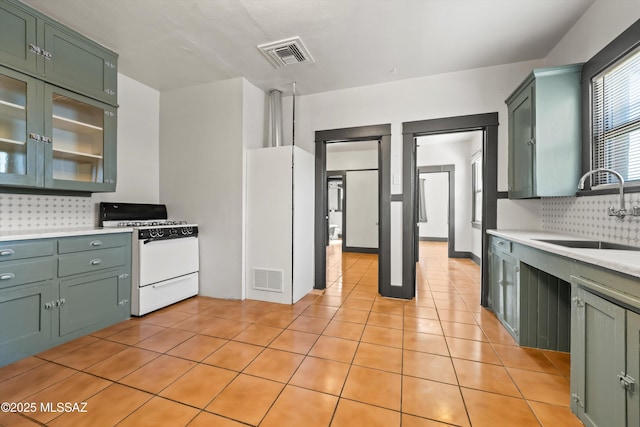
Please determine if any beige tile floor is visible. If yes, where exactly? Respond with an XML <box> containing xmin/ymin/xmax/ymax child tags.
<box><xmin>0</xmin><ymin>241</ymin><xmax>583</xmax><ymax>426</ymax></box>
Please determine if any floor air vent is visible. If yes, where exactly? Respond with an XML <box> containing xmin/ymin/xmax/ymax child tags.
<box><xmin>257</xmin><ymin>37</ymin><xmax>314</xmax><ymax>68</ymax></box>
<box><xmin>253</xmin><ymin>268</ymin><xmax>284</xmax><ymax>292</ymax></box>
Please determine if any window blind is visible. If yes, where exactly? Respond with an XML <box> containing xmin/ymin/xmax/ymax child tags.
<box><xmin>592</xmin><ymin>47</ymin><xmax>640</xmax><ymax>187</ymax></box>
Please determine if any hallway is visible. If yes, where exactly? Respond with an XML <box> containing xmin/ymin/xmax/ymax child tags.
<box><xmin>0</xmin><ymin>243</ymin><xmax>580</xmax><ymax>426</ymax></box>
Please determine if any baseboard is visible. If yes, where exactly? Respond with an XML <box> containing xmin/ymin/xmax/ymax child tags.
<box><xmin>419</xmin><ymin>237</ymin><xmax>448</xmax><ymax>242</ymax></box>
<box><xmin>470</xmin><ymin>253</ymin><xmax>481</xmax><ymax>266</ymax></box>
<box><xmin>450</xmin><ymin>251</ymin><xmax>472</xmax><ymax>259</ymax></box>
<box><xmin>343</xmin><ymin>246</ymin><xmax>379</xmax><ymax>254</ymax></box>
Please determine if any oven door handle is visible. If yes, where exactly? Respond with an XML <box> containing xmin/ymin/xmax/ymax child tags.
<box><xmin>143</xmin><ymin>236</ymin><xmax>197</xmax><ymax>245</ymax></box>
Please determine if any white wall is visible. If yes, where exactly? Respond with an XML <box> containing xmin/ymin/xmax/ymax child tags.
<box><xmin>326</xmin><ymin>146</ymin><xmax>378</xmax><ymax>171</ymax></box>
<box><xmin>242</xmin><ymin>79</ymin><xmax>269</xmax><ymax>299</ymax></box>
<box><xmin>345</xmin><ymin>169</ymin><xmax>378</xmax><ymax>249</ymax></box>
<box><xmin>160</xmin><ymin>78</ymin><xmax>246</xmax><ymax>299</ymax></box>
<box><xmin>545</xmin><ymin>0</ymin><xmax>640</xmax><ymax>67</ymax></box>
<box><xmin>417</xmin><ymin>138</ymin><xmax>474</xmax><ymax>252</ymax></box>
<box><xmin>418</xmin><ymin>172</ymin><xmax>448</xmax><ymax>239</ymax></box>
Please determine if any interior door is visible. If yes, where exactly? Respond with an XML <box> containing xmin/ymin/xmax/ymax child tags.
<box><xmin>345</xmin><ymin>169</ymin><xmax>378</xmax><ymax>250</ymax></box>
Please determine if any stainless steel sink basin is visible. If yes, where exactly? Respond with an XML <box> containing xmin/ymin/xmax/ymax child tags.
<box><xmin>535</xmin><ymin>239</ymin><xmax>640</xmax><ymax>251</ymax></box>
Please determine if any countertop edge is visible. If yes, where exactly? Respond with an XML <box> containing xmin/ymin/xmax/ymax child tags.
<box><xmin>487</xmin><ymin>229</ymin><xmax>640</xmax><ymax>279</ymax></box>
<box><xmin>0</xmin><ymin>227</ymin><xmax>134</xmax><ymax>242</ymax></box>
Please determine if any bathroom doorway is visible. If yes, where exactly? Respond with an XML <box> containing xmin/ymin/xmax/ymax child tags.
<box><xmin>326</xmin><ymin>175</ymin><xmax>344</xmax><ymax>246</ymax></box>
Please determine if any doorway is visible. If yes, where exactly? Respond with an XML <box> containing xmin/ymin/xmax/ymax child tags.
<box><xmin>402</xmin><ymin>113</ymin><xmax>499</xmax><ymax>304</ymax></box>
<box><xmin>314</xmin><ymin>124</ymin><xmax>391</xmax><ymax>296</ymax></box>
<box><xmin>326</xmin><ymin>140</ymin><xmax>380</xmax><ymax>254</ymax></box>
<box><xmin>326</xmin><ymin>175</ymin><xmax>344</xmax><ymax>246</ymax></box>
<box><xmin>416</xmin><ymin>165</ymin><xmax>455</xmax><ymax>259</ymax></box>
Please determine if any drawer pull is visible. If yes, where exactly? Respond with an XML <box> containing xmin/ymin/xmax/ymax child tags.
<box><xmin>90</xmin><ymin>259</ymin><xmax>102</xmax><ymax>266</ymax></box>
<box><xmin>90</xmin><ymin>240</ymin><xmax>103</xmax><ymax>247</ymax></box>
<box><xmin>0</xmin><ymin>249</ymin><xmax>15</xmax><ymax>256</ymax></box>
<box><xmin>0</xmin><ymin>273</ymin><xmax>15</xmax><ymax>280</ymax></box>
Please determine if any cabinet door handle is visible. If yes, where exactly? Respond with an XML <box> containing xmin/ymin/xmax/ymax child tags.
<box><xmin>90</xmin><ymin>240</ymin><xmax>103</xmax><ymax>247</ymax></box>
<box><xmin>527</xmin><ymin>139</ymin><xmax>535</xmax><ymax>146</ymax></box>
<box><xmin>90</xmin><ymin>259</ymin><xmax>102</xmax><ymax>266</ymax></box>
<box><xmin>28</xmin><ymin>132</ymin><xmax>41</xmax><ymax>142</ymax></box>
<box><xmin>0</xmin><ymin>273</ymin><xmax>15</xmax><ymax>280</ymax></box>
<box><xmin>0</xmin><ymin>249</ymin><xmax>15</xmax><ymax>257</ymax></box>
<box><xmin>28</xmin><ymin>43</ymin><xmax>41</xmax><ymax>54</ymax></box>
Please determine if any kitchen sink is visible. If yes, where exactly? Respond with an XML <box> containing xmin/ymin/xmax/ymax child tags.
<box><xmin>535</xmin><ymin>239</ymin><xmax>640</xmax><ymax>251</ymax></box>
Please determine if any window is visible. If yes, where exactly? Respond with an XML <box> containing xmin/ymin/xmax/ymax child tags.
<box><xmin>590</xmin><ymin>43</ymin><xmax>640</xmax><ymax>187</ymax></box>
<box><xmin>471</xmin><ymin>154</ymin><xmax>482</xmax><ymax>227</ymax></box>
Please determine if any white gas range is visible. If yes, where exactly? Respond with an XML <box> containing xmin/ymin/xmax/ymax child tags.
<box><xmin>99</xmin><ymin>203</ymin><xmax>199</xmax><ymax>316</ymax></box>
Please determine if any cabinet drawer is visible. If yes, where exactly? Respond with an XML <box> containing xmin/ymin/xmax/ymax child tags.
<box><xmin>0</xmin><ymin>258</ymin><xmax>55</xmax><ymax>290</ymax></box>
<box><xmin>492</xmin><ymin>237</ymin><xmax>512</xmax><ymax>253</ymax></box>
<box><xmin>58</xmin><ymin>247</ymin><xmax>126</xmax><ymax>277</ymax></box>
<box><xmin>0</xmin><ymin>240</ymin><xmax>55</xmax><ymax>262</ymax></box>
<box><xmin>58</xmin><ymin>234</ymin><xmax>129</xmax><ymax>254</ymax></box>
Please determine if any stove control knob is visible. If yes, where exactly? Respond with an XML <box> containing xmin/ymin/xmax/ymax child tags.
<box><xmin>156</xmin><ymin>228</ymin><xmax>165</xmax><ymax>238</ymax></box>
<box><xmin>149</xmin><ymin>229</ymin><xmax>157</xmax><ymax>238</ymax></box>
<box><xmin>170</xmin><ymin>228</ymin><xmax>178</xmax><ymax>236</ymax></box>
<box><xmin>186</xmin><ymin>227</ymin><xmax>193</xmax><ymax>235</ymax></box>
<box><xmin>181</xmin><ymin>227</ymin><xmax>188</xmax><ymax>235</ymax></box>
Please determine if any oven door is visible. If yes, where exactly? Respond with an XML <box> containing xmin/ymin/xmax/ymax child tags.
<box><xmin>138</xmin><ymin>236</ymin><xmax>199</xmax><ymax>287</ymax></box>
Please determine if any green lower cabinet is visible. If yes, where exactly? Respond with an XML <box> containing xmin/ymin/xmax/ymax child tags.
<box><xmin>628</xmin><ymin>311</ymin><xmax>640</xmax><ymax>427</ymax></box>
<box><xmin>0</xmin><ymin>281</ymin><xmax>53</xmax><ymax>366</ymax></box>
<box><xmin>58</xmin><ymin>270</ymin><xmax>123</xmax><ymax>338</ymax></box>
<box><xmin>501</xmin><ymin>254</ymin><xmax>520</xmax><ymax>339</ymax></box>
<box><xmin>571</xmin><ymin>280</ymin><xmax>638</xmax><ymax>427</ymax></box>
<box><xmin>117</xmin><ymin>272</ymin><xmax>131</xmax><ymax>318</ymax></box>
<box><xmin>0</xmin><ymin>233</ymin><xmax>131</xmax><ymax>368</ymax></box>
<box><xmin>488</xmin><ymin>243</ymin><xmax>520</xmax><ymax>341</ymax></box>
<box><xmin>488</xmin><ymin>247</ymin><xmax>502</xmax><ymax>317</ymax></box>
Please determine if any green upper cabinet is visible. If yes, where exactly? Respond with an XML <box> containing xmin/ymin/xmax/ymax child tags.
<box><xmin>0</xmin><ymin>0</ymin><xmax>118</xmax><ymax>107</ymax></box>
<box><xmin>506</xmin><ymin>64</ymin><xmax>582</xmax><ymax>199</ymax></box>
<box><xmin>0</xmin><ymin>65</ymin><xmax>116</xmax><ymax>192</ymax></box>
<box><xmin>42</xmin><ymin>23</ymin><xmax>118</xmax><ymax>106</ymax></box>
<box><xmin>0</xmin><ymin>0</ymin><xmax>118</xmax><ymax>193</ymax></box>
<box><xmin>43</xmin><ymin>85</ymin><xmax>116</xmax><ymax>192</ymax></box>
<box><xmin>0</xmin><ymin>66</ymin><xmax>42</xmax><ymax>187</ymax></box>
<box><xmin>0</xmin><ymin>0</ymin><xmax>37</xmax><ymax>74</ymax></box>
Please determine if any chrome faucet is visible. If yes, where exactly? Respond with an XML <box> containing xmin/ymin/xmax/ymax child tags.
<box><xmin>578</xmin><ymin>168</ymin><xmax>628</xmax><ymax>218</ymax></box>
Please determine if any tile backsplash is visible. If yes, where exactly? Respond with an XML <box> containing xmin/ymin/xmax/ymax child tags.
<box><xmin>542</xmin><ymin>193</ymin><xmax>640</xmax><ymax>246</ymax></box>
<box><xmin>0</xmin><ymin>193</ymin><xmax>94</xmax><ymax>232</ymax></box>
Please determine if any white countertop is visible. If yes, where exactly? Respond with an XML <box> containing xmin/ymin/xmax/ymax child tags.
<box><xmin>0</xmin><ymin>227</ymin><xmax>133</xmax><ymax>242</ymax></box>
<box><xmin>488</xmin><ymin>229</ymin><xmax>640</xmax><ymax>279</ymax></box>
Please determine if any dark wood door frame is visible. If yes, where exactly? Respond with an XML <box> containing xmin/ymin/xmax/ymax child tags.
<box><xmin>403</xmin><ymin>113</ymin><xmax>499</xmax><ymax>303</ymax></box>
<box><xmin>315</xmin><ymin>125</ymin><xmax>391</xmax><ymax>296</ymax></box>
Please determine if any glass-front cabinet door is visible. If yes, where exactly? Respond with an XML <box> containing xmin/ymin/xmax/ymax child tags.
<box><xmin>0</xmin><ymin>66</ymin><xmax>40</xmax><ymax>187</ymax></box>
<box><xmin>43</xmin><ymin>85</ymin><xmax>116</xmax><ymax>192</ymax></box>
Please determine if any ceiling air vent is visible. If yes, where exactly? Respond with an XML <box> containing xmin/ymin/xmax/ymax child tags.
<box><xmin>258</xmin><ymin>37</ymin><xmax>314</xmax><ymax>68</ymax></box>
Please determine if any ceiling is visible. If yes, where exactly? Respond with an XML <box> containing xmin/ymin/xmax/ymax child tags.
<box><xmin>22</xmin><ymin>0</ymin><xmax>595</xmax><ymax>95</ymax></box>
